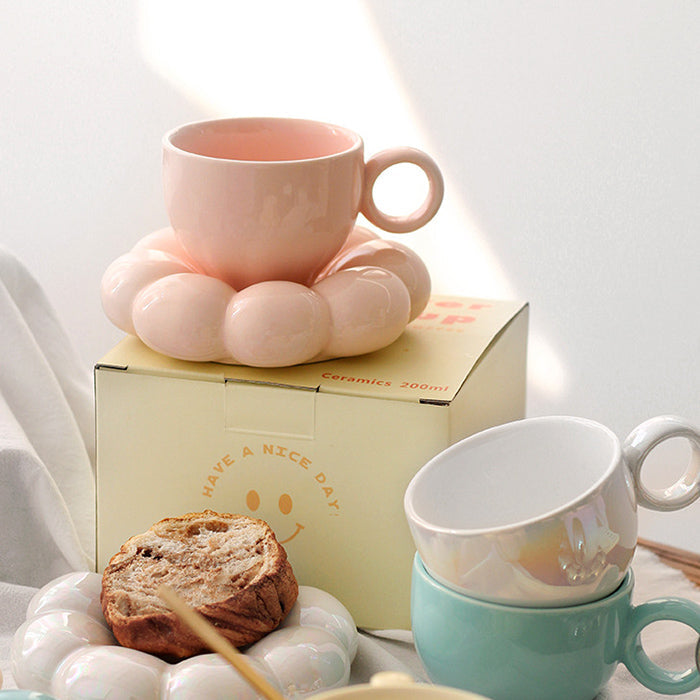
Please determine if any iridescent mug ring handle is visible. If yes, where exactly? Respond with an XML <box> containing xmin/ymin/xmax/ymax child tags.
<box><xmin>623</xmin><ymin>415</ymin><xmax>700</xmax><ymax>512</ymax></box>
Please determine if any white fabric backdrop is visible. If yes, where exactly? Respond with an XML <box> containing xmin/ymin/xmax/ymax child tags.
<box><xmin>0</xmin><ymin>247</ymin><xmax>94</xmax><ymax>587</ymax></box>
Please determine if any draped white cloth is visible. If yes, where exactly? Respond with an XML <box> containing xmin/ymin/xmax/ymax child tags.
<box><xmin>0</xmin><ymin>247</ymin><xmax>95</xmax><ymax>587</ymax></box>
<box><xmin>0</xmin><ymin>245</ymin><xmax>698</xmax><ymax>698</ymax></box>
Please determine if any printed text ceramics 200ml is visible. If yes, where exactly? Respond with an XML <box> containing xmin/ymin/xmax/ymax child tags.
<box><xmin>404</xmin><ymin>415</ymin><xmax>700</xmax><ymax>607</ymax></box>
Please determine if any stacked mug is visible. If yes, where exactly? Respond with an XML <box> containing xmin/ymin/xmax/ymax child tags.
<box><xmin>404</xmin><ymin>415</ymin><xmax>700</xmax><ymax>700</ymax></box>
<box><xmin>101</xmin><ymin>117</ymin><xmax>444</xmax><ymax>367</ymax></box>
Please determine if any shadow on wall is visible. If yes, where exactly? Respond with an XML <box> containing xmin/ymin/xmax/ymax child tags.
<box><xmin>1</xmin><ymin>0</ymin><xmax>698</xmax><ymax>552</ymax></box>
<box><xmin>365</xmin><ymin>0</ymin><xmax>700</xmax><ymax>428</ymax></box>
<box><xmin>3</xmin><ymin>0</ymin><xmax>699</xmax><ymax>431</ymax></box>
<box><xmin>1</xmin><ymin>1</ymin><xmax>208</xmax><ymax>365</ymax></box>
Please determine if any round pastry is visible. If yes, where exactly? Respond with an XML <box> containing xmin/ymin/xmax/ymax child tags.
<box><xmin>100</xmin><ymin>510</ymin><xmax>298</xmax><ymax>659</ymax></box>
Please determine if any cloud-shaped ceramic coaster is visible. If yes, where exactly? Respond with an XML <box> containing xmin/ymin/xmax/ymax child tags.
<box><xmin>11</xmin><ymin>572</ymin><xmax>358</xmax><ymax>699</ymax></box>
<box><xmin>101</xmin><ymin>226</ymin><xmax>431</xmax><ymax>367</ymax></box>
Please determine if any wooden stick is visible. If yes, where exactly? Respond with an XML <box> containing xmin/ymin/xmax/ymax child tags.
<box><xmin>638</xmin><ymin>538</ymin><xmax>700</xmax><ymax>588</ymax></box>
<box><xmin>158</xmin><ymin>585</ymin><xmax>285</xmax><ymax>700</ymax></box>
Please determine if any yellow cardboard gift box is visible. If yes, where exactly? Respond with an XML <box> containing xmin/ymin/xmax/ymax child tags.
<box><xmin>95</xmin><ymin>295</ymin><xmax>528</xmax><ymax>629</ymax></box>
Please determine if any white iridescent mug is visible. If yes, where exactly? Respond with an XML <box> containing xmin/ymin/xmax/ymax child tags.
<box><xmin>404</xmin><ymin>415</ymin><xmax>700</xmax><ymax>607</ymax></box>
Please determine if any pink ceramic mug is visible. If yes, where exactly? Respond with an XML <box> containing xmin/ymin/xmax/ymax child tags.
<box><xmin>162</xmin><ymin>117</ymin><xmax>444</xmax><ymax>290</ymax></box>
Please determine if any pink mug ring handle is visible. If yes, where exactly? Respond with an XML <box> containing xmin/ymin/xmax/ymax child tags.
<box><xmin>361</xmin><ymin>147</ymin><xmax>444</xmax><ymax>233</ymax></box>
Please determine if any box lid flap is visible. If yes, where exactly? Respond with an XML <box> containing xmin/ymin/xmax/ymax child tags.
<box><xmin>96</xmin><ymin>296</ymin><xmax>527</xmax><ymax>403</ymax></box>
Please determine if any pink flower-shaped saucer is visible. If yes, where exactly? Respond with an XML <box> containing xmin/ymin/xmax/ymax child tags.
<box><xmin>100</xmin><ymin>226</ymin><xmax>431</xmax><ymax>367</ymax></box>
<box><xmin>11</xmin><ymin>572</ymin><xmax>358</xmax><ymax>699</ymax></box>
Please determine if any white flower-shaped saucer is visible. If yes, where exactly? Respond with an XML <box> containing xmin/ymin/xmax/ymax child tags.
<box><xmin>100</xmin><ymin>225</ymin><xmax>431</xmax><ymax>367</ymax></box>
<box><xmin>11</xmin><ymin>572</ymin><xmax>358</xmax><ymax>699</ymax></box>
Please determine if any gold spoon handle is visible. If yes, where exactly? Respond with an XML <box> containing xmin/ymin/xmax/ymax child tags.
<box><xmin>158</xmin><ymin>585</ymin><xmax>285</xmax><ymax>700</ymax></box>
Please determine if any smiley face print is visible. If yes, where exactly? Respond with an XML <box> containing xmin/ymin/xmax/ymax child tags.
<box><xmin>246</xmin><ymin>489</ymin><xmax>305</xmax><ymax>544</ymax></box>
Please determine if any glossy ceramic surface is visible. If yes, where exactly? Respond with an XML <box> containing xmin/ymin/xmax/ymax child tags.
<box><xmin>411</xmin><ymin>556</ymin><xmax>700</xmax><ymax>700</ymax></box>
<box><xmin>162</xmin><ymin>117</ymin><xmax>443</xmax><ymax>290</ymax></box>
<box><xmin>313</xmin><ymin>672</ymin><xmax>491</xmax><ymax>699</ymax></box>
<box><xmin>102</xmin><ymin>116</ymin><xmax>442</xmax><ymax>367</ymax></box>
<box><xmin>101</xmin><ymin>225</ymin><xmax>430</xmax><ymax>366</ymax></box>
<box><xmin>404</xmin><ymin>415</ymin><xmax>700</xmax><ymax>607</ymax></box>
<box><xmin>11</xmin><ymin>572</ymin><xmax>358</xmax><ymax>699</ymax></box>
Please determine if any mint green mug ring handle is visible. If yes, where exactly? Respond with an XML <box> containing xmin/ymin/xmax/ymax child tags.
<box><xmin>622</xmin><ymin>597</ymin><xmax>700</xmax><ymax>695</ymax></box>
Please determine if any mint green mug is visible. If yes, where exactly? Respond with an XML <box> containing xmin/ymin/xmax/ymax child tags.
<box><xmin>411</xmin><ymin>554</ymin><xmax>700</xmax><ymax>700</ymax></box>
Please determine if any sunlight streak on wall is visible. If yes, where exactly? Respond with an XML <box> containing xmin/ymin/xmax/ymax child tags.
<box><xmin>136</xmin><ymin>0</ymin><xmax>568</xmax><ymax>401</ymax></box>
